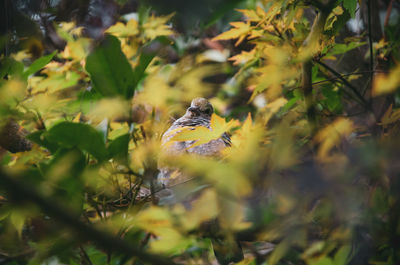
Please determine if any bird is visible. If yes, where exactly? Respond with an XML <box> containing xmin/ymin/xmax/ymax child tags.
<box><xmin>156</xmin><ymin>97</ymin><xmax>243</xmax><ymax>265</ymax></box>
<box><xmin>157</xmin><ymin>97</ymin><xmax>230</xmax><ymax>187</ymax></box>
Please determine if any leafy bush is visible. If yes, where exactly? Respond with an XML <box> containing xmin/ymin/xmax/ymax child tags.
<box><xmin>1</xmin><ymin>0</ymin><xmax>400</xmax><ymax>264</ymax></box>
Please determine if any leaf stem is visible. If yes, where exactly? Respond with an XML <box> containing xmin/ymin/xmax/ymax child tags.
<box><xmin>315</xmin><ymin>60</ymin><xmax>370</xmax><ymax>110</ymax></box>
<box><xmin>367</xmin><ymin>0</ymin><xmax>374</xmax><ymax>82</ymax></box>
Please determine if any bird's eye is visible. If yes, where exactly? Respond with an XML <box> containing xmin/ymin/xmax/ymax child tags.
<box><xmin>204</xmin><ymin>108</ymin><xmax>213</xmax><ymax>115</ymax></box>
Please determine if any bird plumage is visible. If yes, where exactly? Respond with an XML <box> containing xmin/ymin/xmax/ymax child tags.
<box><xmin>156</xmin><ymin>98</ymin><xmax>243</xmax><ymax>264</ymax></box>
<box><xmin>158</xmin><ymin>98</ymin><xmax>230</xmax><ymax>187</ymax></box>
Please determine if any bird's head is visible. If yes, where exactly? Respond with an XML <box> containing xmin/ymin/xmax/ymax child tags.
<box><xmin>184</xmin><ymin>98</ymin><xmax>214</xmax><ymax>119</ymax></box>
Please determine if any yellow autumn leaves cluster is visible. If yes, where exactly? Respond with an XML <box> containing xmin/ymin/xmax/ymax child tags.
<box><xmin>106</xmin><ymin>13</ymin><xmax>174</xmax><ymax>59</ymax></box>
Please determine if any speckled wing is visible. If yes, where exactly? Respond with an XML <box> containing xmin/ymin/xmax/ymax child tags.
<box><xmin>156</xmin><ymin>117</ymin><xmax>230</xmax><ymax>204</ymax></box>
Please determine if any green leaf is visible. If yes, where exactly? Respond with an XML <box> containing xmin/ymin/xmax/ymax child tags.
<box><xmin>333</xmin><ymin>245</ymin><xmax>352</xmax><ymax>265</ymax></box>
<box><xmin>45</xmin><ymin>122</ymin><xmax>108</xmax><ymax>161</ymax></box>
<box><xmin>268</xmin><ymin>239</ymin><xmax>289</xmax><ymax>265</ymax></box>
<box><xmin>22</xmin><ymin>50</ymin><xmax>57</xmax><ymax>79</ymax></box>
<box><xmin>85</xmin><ymin>35</ymin><xmax>134</xmax><ymax>99</ymax></box>
<box><xmin>10</xmin><ymin>211</ymin><xmax>25</xmax><ymax>237</ymax></box>
<box><xmin>131</xmin><ymin>51</ymin><xmax>155</xmax><ymax>97</ymax></box>
<box><xmin>327</xmin><ymin>42</ymin><xmax>366</xmax><ymax>56</ymax></box>
<box><xmin>322</xmin><ymin>86</ymin><xmax>342</xmax><ymax>113</ymax></box>
<box><xmin>309</xmin><ymin>256</ymin><xmax>334</xmax><ymax>265</ymax></box>
<box><xmin>324</xmin><ymin>9</ymin><xmax>351</xmax><ymax>36</ymax></box>
<box><xmin>343</xmin><ymin>0</ymin><xmax>357</xmax><ymax>18</ymax></box>
<box><xmin>0</xmin><ymin>57</ymin><xmax>24</xmax><ymax>79</ymax></box>
<box><xmin>26</xmin><ymin>130</ymin><xmax>60</xmax><ymax>153</ymax></box>
<box><xmin>107</xmin><ymin>133</ymin><xmax>129</xmax><ymax>161</ymax></box>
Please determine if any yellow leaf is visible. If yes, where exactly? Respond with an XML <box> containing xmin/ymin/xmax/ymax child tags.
<box><xmin>0</xmin><ymin>79</ymin><xmax>26</xmax><ymax>107</ymax></box>
<box><xmin>10</xmin><ymin>211</ymin><xmax>25</xmax><ymax>237</ymax></box>
<box><xmin>61</xmin><ymin>38</ymin><xmax>91</xmax><ymax>61</ymax></box>
<box><xmin>60</xmin><ymin>22</ymin><xmax>75</xmax><ymax>32</ymax></box>
<box><xmin>372</xmin><ymin>65</ymin><xmax>400</xmax><ymax>96</ymax></box>
<box><xmin>106</xmin><ymin>19</ymin><xmax>139</xmax><ymax>37</ymax></box>
<box><xmin>167</xmin><ymin>114</ymin><xmax>238</xmax><ymax>149</ymax></box>
<box><xmin>212</xmin><ymin>22</ymin><xmax>251</xmax><ymax>46</ymax></box>
<box><xmin>236</xmin><ymin>8</ymin><xmax>261</xmax><ymax>22</ymax></box>
<box><xmin>380</xmin><ymin>105</ymin><xmax>400</xmax><ymax>126</ymax></box>
<box><xmin>134</xmin><ymin>206</ymin><xmax>172</xmax><ymax>230</ymax></box>
<box><xmin>142</xmin><ymin>13</ymin><xmax>175</xmax><ymax>40</ymax></box>
<box><xmin>11</xmin><ymin>50</ymin><xmax>31</xmax><ymax>61</ymax></box>
<box><xmin>375</xmin><ymin>38</ymin><xmax>388</xmax><ymax>50</ymax></box>
<box><xmin>180</xmin><ymin>188</ymin><xmax>219</xmax><ymax>230</ymax></box>
<box><xmin>174</xmin><ymin>156</ymin><xmax>252</xmax><ymax>196</ymax></box>
<box><xmin>88</xmin><ymin>98</ymin><xmax>129</xmax><ymax>122</ymax></box>
<box><xmin>72</xmin><ymin>112</ymin><xmax>82</xmax><ymax>122</ymax></box>
<box><xmin>248</xmin><ymin>29</ymin><xmax>264</xmax><ymax>39</ymax></box>
<box><xmin>131</xmin><ymin>206</ymin><xmax>191</xmax><ymax>254</ymax></box>
<box><xmin>229</xmin><ymin>48</ymin><xmax>256</xmax><ymax>65</ymax></box>
<box><xmin>315</xmin><ymin>118</ymin><xmax>353</xmax><ymax>161</ymax></box>
<box><xmin>263</xmin><ymin>97</ymin><xmax>288</xmax><ymax>124</ymax></box>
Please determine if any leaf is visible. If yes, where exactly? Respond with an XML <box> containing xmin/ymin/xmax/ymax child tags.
<box><xmin>228</xmin><ymin>48</ymin><xmax>256</xmax><ymax>65</ymax></box>
<box><xmin>326</xmin><ymin>42</ymin><xmax>365</xmax><ymax>56</ymax></box>
<box><xmin>88</xmin><ymin>98</ymin><xmax>129</xmax><ymax>122</ymax></box>
<box><xmin>268</xmin><ymin>239</ymin><xmax>289</xmax><ymax>265</ymax></box>
<box><xmin>372</xmin><ymin>65</ymin><xmax>400</xmax><ymax>96</ymax></box>
<box><xmin>308</xmin><ymin>257</ymin><xmax>334</xmax><ymax>265</ymax></box>
<box><xmin>131</xmin><ymin>49</ymin><xmax>156</xmax><ymax>96</ymax></box>
<box><xmin>0</xmin><ymin>57</ymin><xmax>24</xmax><ymax>79</ymax></box>
<box><xmin>380</xmin><ymin>105</ymin><xmax>400</xmax><ymax>126</ymax></box>
<box><xmin>167</xmin><ymin>114</ymin><xmax>238</xmax><ymax>149</ymax></box>
<box><xmin>26</xmin><ymin>130</ymin><xmax>60</xmax><ymax>153</ymax></box>
<box><xmin>0</xmin><ymin>79</ymin><xmax>26</xmax><ymax>107</ymax></box>
<box><xmin>342</xmin><ymin>0</ymin><xmax>357</xmax><ymax>18</ymax></box>
<box><xmin>333</xmin><ymin>245</ymin><xmax>351</xmax><ymax>265</ymax></box>
<box><xmin>142</xmin><ymin>13</ymin><xmax>175</xmax><ymax>40</ymax></box>
<box><xmin>315</xmin><ymin>118</ymin><xmax>353</xmax><ymax>161</ymax></box>
<box><xmin>106</xmin><ymin>19</ymin><xmax>139</xmax><ymax>37</ymax></box>
<box><xmin>237</xmin><ymin>8</ymin><xmax>262</xmax><ymax>22</ymax></box>
<box><xmin>321</xmin><ymin>86</ymin><xmax>342</xmax><ymax>113</ymax></box>
<box><xmin>107</xmin><ymin>133</ymin><xmax>129</xmax><ymax>161</ymax></box>
<box><xmin>212</xmin><ymin>21</ymin><xmax>251</xmax><ymax>46</ymax></box>
<box><xmin>180</xmin><ymin>188</ymin><xmax>219</xmax><ymax>230</ymax></box>
<box><xmin>85</xmin><ymin>35</ymin><xmax>134</xmax><ymax>99</ymax></box>
<box><xmin>324</xmin><ymin>8</ymin><xmax>351</xmax><ymax>36</ymax></box>
<box><xmin>22</xmin><ymin>50</ymin><xmax>57</xmax><ymax>79</ymax></box>
<box><xmin>10</xmin><ymin>211</ymin><xmax>25</xmax><ymax>237</ymax></box>
<box><xmin>45</xmin><ymin>122</ymin><xmax>108</xmax><ymax>161</ymax></box>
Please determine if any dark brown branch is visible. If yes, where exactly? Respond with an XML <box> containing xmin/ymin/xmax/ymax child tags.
<box><xmin>316</xmin><ymin>60</ymin><xmax>370</xmax><ymax>109</ymax></box>
<box><xmin>302</xmin><ymin>60</ymin><xmax>316</xmax><ymax>130</ymax></box>
<box><xmin>0</xmin><ymin>169</ymin><xmax>177</xmax><ymax>265</ymax></box>
<box><xmin>383</xmin><ymin>0</ymin><xmax>394</xmax><ymax>38</ymax></box>
<box><xmin>367</xmin><ymin>0</ymin><xmax>374</xmax><ymax>82</ymax></box>
<box><xmin>300</xmin><ymin>4</ymin><xmax>333</xmax><ymax>132</ymax></box>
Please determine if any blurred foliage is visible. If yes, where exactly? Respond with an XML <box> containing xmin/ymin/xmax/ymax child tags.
<box><xmin>1</xmin><ymin>0</ymin><xmax>400</xmax><ymax>264</ymax></box>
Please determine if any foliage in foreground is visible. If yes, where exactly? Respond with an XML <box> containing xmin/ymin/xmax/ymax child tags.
<box><xmin>1</xmin><ymin>0</ymin><xmax>400</xmax><ymax>264</ymax></box>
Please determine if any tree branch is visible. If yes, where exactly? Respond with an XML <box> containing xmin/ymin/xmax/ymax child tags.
<box><xmin>0</xmin><ymin>169</ymin><xmax>177</xmax><ymax>265</ymax></box>
<box><xmin>300</xmin><ymin>3</ymin><xmax>334</xmax><ymax>132</ymax></box>
<box><xmin>315</xmin><ymin>60</ymin><xmax>370</xmax><ymax>110</ymax></box>
<box><xmin>367</xmin><ymin>0</ymin><xmax>374</xmax><ymax>82</ymax></box>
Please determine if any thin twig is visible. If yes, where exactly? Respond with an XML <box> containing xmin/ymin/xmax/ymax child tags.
<box><xmin>316</xmin><ymin>60</ymin><xmax>370</xmax><ymax>109</ymax></box>
<box><xmin>300</xmin><ymin>3</ymin><xmax>334</xmax><ymax>132</ymax></box>
<box><xmin>311</xmin><ymin>70</ymin><xmax>387</xmax><ymax>87</ymax></box>
<box><xmin>383</xmin><ymin>0</ymin><xmax>394</xmax><ymax>36</ymax></box>
<box><xmin>79</xmin><ymin>246</ymin><xmax>93</xmax><ymax>265</ymax></box>
<box><xmin>0</xmin><ymin>169</ymin><xmax>177</xmax><ymax>265</ymax></box>
<box><xmin>367</xmin><ymin>0</ymin><xmax>374</xmax><ymax>82</ymax></box>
